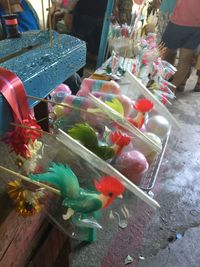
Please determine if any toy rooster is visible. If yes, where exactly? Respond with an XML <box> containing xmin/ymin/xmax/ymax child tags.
<box><xmin>128</xmin><ymin>98</ymin><xmax>153</xmax><ymax>128</ymax></box>
<box><xmin>30</xmin><ymin>163</ymin><xmax>125</xmax><ymax>224</ymax></box>
<box><xmin>68</xmin><ymin>123</ymin><xmax>131</xmax><ymax>160</ymax></box>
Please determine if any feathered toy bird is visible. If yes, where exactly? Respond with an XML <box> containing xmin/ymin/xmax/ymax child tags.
<box><xmin>30</xmin><ymin>163</ymin><xmax>125</xmax><ymax>225</ymax></box>
<box><xmin>100</xmin><ymin>97</ymin><xmax>153</xmax><ymax>129</ymax></box>
<box><xmin>128</xmin><ymin>98</ymin><xmax>153</xmax><ymax>128</ymax></box>
<box><xmin>68</xmin><ymin>123</ymin><xmax>131</xmax><ymax>160</ymax></box>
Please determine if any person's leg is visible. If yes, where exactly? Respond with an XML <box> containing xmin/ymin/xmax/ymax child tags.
<box><xmin>161</xmin><ymin>22</ymin><xmax>181</xmax><ymax>65</ymax></box>
<box><xmin>91</xmin><ymin>18</ymin><xmax>104</xmax><ymax>56</ymax></box>
<box><xmin>171</xmin><ymin>48</ymin><xmax>194</xmax><ymax>88</ymax></box>
<box><xmin>193</xmin><ymin>54</ymin><xmax>200</xmax><ymax>91</ymax></box>
<box><xmin>163</xmin><ymin>48</ymin><xmax>177</xmax><ymax>65</ymax></box>
<box><xmin>176</xmin><ymin>67</ymin><xmax>192</xmax><ymax>92</ymax></box>
<box><xmin>162</xmin><ymin>23</ymin><xmax>200</xmax><ymax>91</ymax></box>
<box><xmin>72</xmin><ymin>13</ymin><xmax>95</xmax><ymax>49</ymax></box>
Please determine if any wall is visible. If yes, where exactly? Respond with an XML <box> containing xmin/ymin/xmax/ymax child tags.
<box><xmin>29</xmin><ymin>0</ymin><xmax>49</xmax><ymax>28</ymax></box>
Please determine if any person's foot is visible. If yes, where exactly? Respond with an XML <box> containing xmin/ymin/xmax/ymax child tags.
<box><xmin>193</xmin><ymin>85</ymin><xmax>200</xmax><ymax>92</ymax></box>
<box><xmin>193</xmin><ymin>76</ymin><xmax>200</xmax><ymax>91</ymax></box>
<box><xmin>176</xmin><ymin>85</ymin><xmax>185</xmax><ymax>92</ymax></box>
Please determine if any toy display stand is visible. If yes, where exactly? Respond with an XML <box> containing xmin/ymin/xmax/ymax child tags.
<box><xmin>139</xmin><ymin>132</ymin><xmax>170</xmax><ymax>192</ymax></box>
<box><xmin>91</xmin><ymin>62</ymin><xmax>179</xmax><ymax>193</ymax></box>
<box><xmin>117</xmin><ymin>71</ymin><xmax>175</xmax><ymax>192</ymax></box>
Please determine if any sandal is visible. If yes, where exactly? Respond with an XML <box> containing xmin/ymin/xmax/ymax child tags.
<box><xmin>176</xmin><ymin>85</ymin><xmax>185</xmax><ymax>92</ymax></box>
<box><xmin>193</xmin><ymin>85</ymin><xmax>200</xmax><ymax>92</ymax></box>
<box><xmin>193</xmin><ymin>78</ymin><xmax>200</xmax><ymax>92</ymax></box>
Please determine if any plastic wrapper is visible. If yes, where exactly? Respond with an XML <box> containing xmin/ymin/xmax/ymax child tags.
<box><xmin>50</xmin><ymin>83</ymin><xmax>167</xmax><ymax>192</ymax></box>
<box><xmin>1</xmin><ymin>116</ymin><xmax>161</xmax><ymax>243</ymax></box>
<box><xmin>50</xmin><ymin>75</ymin><xmax>179</xmax><ymax>195</ymax></box>
<box><xmin>1</xmin><ymin>66</ymin><xmax>127</xmax><ymax>242</ymax></box>
<box><xmin>108</xmin><ymin>23</ymin><xmax>134</xmax><ymax>58</ymax></box>
<box><xmin>51</xmin><ymin>83</ymin><xmax>71</xmax><ymax>103</ymax></box>
<box><xmin>1</xmin><ymin>125</ymin><xmax>160</xmax><ymax>242</ymax></box>
<box><xmin>119</xmin><ymin>71</ymin><xmax>178</xmax><ymax>129</ymax></box>
<box><xmin>52</xmin><ymin>91</ymin><xmax>162</xmax><ymax>154</ymax></box>
<box><xmin>104</xmin><ymin>33</ymin><xmax>177</xmax><ymax>106</ymax></box>
<box><xmin>37</xmin><ymin>138</ymin><xmax>128</xmax><ymax>242</ymax></box>
<box><xmin>94</xmin><ymin>61</ymin><xmax>178</xmax><ymax>128</ymax></box>
<box><xmin>77</xmin><ymin>76</ymin><xmax>176</xmax><ymax>130</ymax></box>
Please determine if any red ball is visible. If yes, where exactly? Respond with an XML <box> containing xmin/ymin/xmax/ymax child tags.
<box><xmin>115</xmin><ymin>150</ymin><xmax>148</xmax><ymax>185</ymax></box>
<box><xmin>133</xmin><ymin>0</ymin><xmax>143</xmax><ymax>5</ymax></box>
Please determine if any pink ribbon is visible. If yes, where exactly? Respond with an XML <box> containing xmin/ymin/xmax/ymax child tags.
<box><xmin>0</xmin><ymin>67</ymin><xmax>30</xmax><ymax>123</ymax></box>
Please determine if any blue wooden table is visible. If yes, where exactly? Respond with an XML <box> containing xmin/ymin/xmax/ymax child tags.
<box><xmin>0</xmin><ymin>30</ymin><xmax>86</xmax><ymax>134</ymax></box>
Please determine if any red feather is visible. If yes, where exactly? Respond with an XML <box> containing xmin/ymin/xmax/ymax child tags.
<box><xmin>133</xmin><ymin>98</ymin><xmax>153</xmax><ymax>112</ymax></box>
<box><xmin>110</xmin><ymin>131</ymin><xmax>131</xmax><ymax>147</ymax></box>
<box><xmin>4</xmin><ymin>116</ymin><xmax>42</xmax><ymax>158</ymax></box>
<box><xmin>95</xmin><ymin>176</ymin><xmax>125</xmax><ymax>196</ymax></box>
<box><xmin>95</xmin><ymin>176</ymin><xmax>125</xmax><ymax>208</ymax></box>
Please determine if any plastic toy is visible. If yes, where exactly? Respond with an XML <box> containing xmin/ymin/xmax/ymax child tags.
<box><xmin>30</xmin><ymin>163</ymin><xmax>125</xmax><ymax>228</ymax></box>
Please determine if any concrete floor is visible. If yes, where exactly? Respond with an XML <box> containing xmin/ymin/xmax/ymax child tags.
<box><xmin>70</xmin><ymin>72</ymin><xmax>200</xmax><ymax>267</ymax></box>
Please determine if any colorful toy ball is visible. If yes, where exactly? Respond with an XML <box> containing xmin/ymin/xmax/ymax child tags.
<box><xmin>133</xmin><ymin>132</ymin><xmax>162</xmax><ymax>164</ymax></box>
<box><xmin>51</xmin><ymin>83</ymin><xmax>71</xmax><ymax>103</ymax></box>
<box><xmin>145</xmin><ymin>115</ymin><xmax>170</xmax><ymax>140</ymax></box>
<box><xmin>114</xmin><ymin>150</ymin><xmax>149</xmax><ymax>185</ymax></box>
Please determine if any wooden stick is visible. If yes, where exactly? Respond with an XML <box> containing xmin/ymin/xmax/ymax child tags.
<box><xmin>27</xmin><ymin>95</ymin><xmax>108</xmax><ymax>118</ymax></box>
<box><xmin>41</xmin><ymin>0</ymin><xmax>46</xmax><ymax>30</ymax></box>
<box><xmin>6</xmin><ymin>0</ymin><xmax>11</xmax><ymax>14</ymax></box>
<box><xmin>10</xmin><ymin>122</ymin><xmax>53</xmax><ymax>136</ymax></box>
<box><xmin>48</xmin><ymin>0</ymin><xmax>53</xmax><ymax>47</ymax></box>
<box><xmin>28</xmin><ymin>95</ymin><xmax>74</xmax><ymax>109</ymax></box>
<box><xmin>0</xmin><ymin>165</ymin><xmax>60</xmax><ymax>195</ymax></box>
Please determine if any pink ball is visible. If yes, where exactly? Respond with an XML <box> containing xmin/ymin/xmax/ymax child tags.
<box><xmin>54</xmin><ymin>83</ymin><xmax>71</xmax><ymax>94</ymax></box>
<box><xmin>51</xmin><ymin>84</ymin><xmax>71</xmax><ymax>103</ymax></box>
<box><xmin>115</xmin><ymin>150</ymin><xmax>149</xmax><ymax>185</ymax></box>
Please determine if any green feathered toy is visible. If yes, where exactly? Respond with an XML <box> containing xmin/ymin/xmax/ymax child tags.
<box><xmin>68</xmin><ymin>123</ymin><xmax>115</xmax><ymax>160</ymax></box>
<box><xmin>30</xmin><ymin>163</ymin><xmax>125</xmax><ymax>220</ymax></box>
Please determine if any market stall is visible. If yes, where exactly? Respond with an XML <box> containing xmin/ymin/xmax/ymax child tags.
<box><xmin>0</xmin><ymin>1</ymin><xmax>180</xmax><ymax>266</ymax></box>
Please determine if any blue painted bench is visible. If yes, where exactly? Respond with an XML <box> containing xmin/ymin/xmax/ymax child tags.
<box><xmin>0</xmin><ymin>30</ymin><xmax>86</xmax><ymax>135</ymax></box>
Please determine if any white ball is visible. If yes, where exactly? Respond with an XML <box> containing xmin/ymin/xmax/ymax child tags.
<box><xmin>133</xmin><ymin>132</ymin><xmax>162</xmax><ymax>163</ymax></box>
<box><xmin>145</xmin><ymin>115</ymin><xmax>170</xmax><ymax>140</ymax></box>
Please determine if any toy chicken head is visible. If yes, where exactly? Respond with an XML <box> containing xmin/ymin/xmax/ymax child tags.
<box><xmin>133</xmin><ymin>98</ymin><xmax>153</xmax><ymax>113</ymax></box>
<box><xmin>95</xmin><ymin>176</ymin><xmax>125</xmax><ymax>208</ymax></box>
